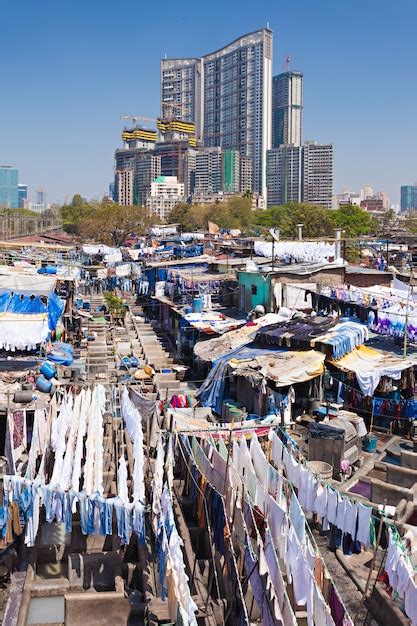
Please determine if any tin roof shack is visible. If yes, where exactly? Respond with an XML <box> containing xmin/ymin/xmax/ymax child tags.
<box><xmin>237</xmin><ymin>261</ymin><xmax>346</xmax><ymax>313</ymax></box>
<box><xmin>344</xmin><ymin>266</ymin><xmax>393</xmax><ymax>288</ymax></box>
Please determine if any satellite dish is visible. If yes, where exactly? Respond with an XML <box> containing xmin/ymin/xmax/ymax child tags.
<box><xmin>269</xmin><ymin>228</ymin><xmax>280</xmax><ymax>242</ymax></box>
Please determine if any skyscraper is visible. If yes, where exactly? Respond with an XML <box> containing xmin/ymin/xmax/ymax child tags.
<box><xmin>266</xmin><ymin>146</ymin><xmax>302</xmax><ymax>207</ymax></box>
<box><xmin>18</xmin><ymin>184</ymin><xmax>28</xmax><ymax>209</ymax></box>
<box><xmin>35</xmin><ymin>188</ymin><xmax>47</xmax><ymax>206</ymax></box>
<box><xmin>160</xmin><ymin>58</ymin><xmax>203</xmax><ymax>141</ymax></box>
<box><xmin>400</xmin><ymin>185</ymin><xmax>417</xmax><ymax>212</ymax></box>
<box><xmin>116</xmin><ymin>169</ymin><xmax>134</xmax><ymax>206</ymax></box>
<box><xmin>0</xmin><ymin>166</ymin><xmax>19</xmax><ymax>208</ymax></box>
<box><xmin>195</xmin><ymin>147</ymin><xmax>223</xmax><ymax>196</ymax></box>
<box><xmin>161</xmin><ymin>29</ymin><xmax>273</xmax><ymax>198</ymax></box>
<box><xmin>272</xmin><ymin>71</ymin><xmax>303</xmax><ymax>148</ymax></box>
<box><xmin>302</xmin><ymin>142</ymin><xmax>334</xmax><ymax>208</ymax></box>
<box><xmin>135</xmin><ymin>153</ymin><xmax>161</xmax><ymax>206</ymax></box>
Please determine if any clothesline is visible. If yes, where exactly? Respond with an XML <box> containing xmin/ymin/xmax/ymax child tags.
<box><xmin>185</xmin><ymin>430</ymin><xmax>354</xmax><ymax>624</ymax></box>
<box><xmin>274</xmin><ymin>426</ymin><xmax>404</xmax><ymax>530</ymax></box>
<box><xmin>327</xmin><ymin>373</ymin><xmax>416</xmax><ymax>422</ymax></box>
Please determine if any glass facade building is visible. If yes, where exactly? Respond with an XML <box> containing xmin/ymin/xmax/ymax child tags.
<box><xmin>0</xmin><ymin>166</ymin><xmax>19</xmax><ymax>208</ymax></box>
<box><xmin>400</xmin><ymin>185</ymin><xmax>417</xmax><ymax>212</ymax></box>
<box><xmin>18</xmin><ymin>184</ymin><xmax>28</xmax><ymax>208</ymax></box>
<box><xmin>161</xmin><ymin>29</ymin><xmax>273</xmax><ymax>199</ymax></box>
<box><xmin>272</xmin><ymin>71</ymin><xmax>303</xmax><ymax>148</ymax></box>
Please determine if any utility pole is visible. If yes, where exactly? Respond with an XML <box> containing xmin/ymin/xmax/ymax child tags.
<box><xmin>403</xmin><ymin>273</ymin><xmax>416</xmax><ymax>357</ymax></box>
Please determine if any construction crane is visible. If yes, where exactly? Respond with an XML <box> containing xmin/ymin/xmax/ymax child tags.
<box><xmin>120</xmin><ymin>115</ymin><xmax>156</xmax><ymax>128</ymax></box>
<box><xmin>160</xmin><ymin>101</ymin><xmax>190</xmax><ymax>119</ymax></box>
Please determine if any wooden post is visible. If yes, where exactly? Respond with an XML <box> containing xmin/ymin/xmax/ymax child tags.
<box><xmin>353</xmin><ymin>501</ymin><xmax>386</xmax><ymax>624</ymax></box>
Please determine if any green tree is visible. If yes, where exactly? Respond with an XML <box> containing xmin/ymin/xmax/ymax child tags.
<box><xmin>211</xmin><ymin>196</ymin><xmax>254</xmax><ymax>230</ymax></box>
<box><xmin>80</xmin><ymin>204</ymin><xmax>151</xmax><ymax>245</ymax></box>
<box><xmin>255</xmin><ymin>203</ymin><xmax>334</xmax><ymax>238</ymax></box>
<box><xmin>167</xmin><ymin>202</ymin><xmax>193</xmax><ymax>230</ymax></box>
<box><xmin>330</xmin><ymin>204</ymin><xmax>375</xmax><ymax>238</ymax></box>
<box><xmin>60</xmin><ymin>194</ymin><xmax>93</xmax><ymax>234</ymax></box>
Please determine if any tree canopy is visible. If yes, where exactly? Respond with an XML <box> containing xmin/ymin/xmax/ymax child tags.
<box><xmin>60</xmin><ymin>196</ymin><xmax>151</xmax><ymax>244</ymax></box>
<box><xmin>254</xmin><ymin>203</ymin><xmax>376</xmax><ymax>239</ymax></box>
<box><xmin>168</xmin><ymin>196</ymin><xmax>254</xmax><ymax>231</ymax></box>
<box><xmin>61</xmin><ymin>193</ymin><xmax>380</xmax><ymax>245</ymax></box>
<box><xmin>330</xmin><ymin>204</ymin><xmax>376</xmax><ymax>237</ymax></box>
<box><xmin>255</xmin><ymin>203</ymin><xmax>334</xmax><ymax>238</ymax></box>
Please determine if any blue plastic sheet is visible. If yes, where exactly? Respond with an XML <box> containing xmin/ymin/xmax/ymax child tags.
<box><xmin>0</xmin><ymin>291</ymin><xmax>64</xmax><ymax>330</ymax></box>
<box><xmin>197</xmin><ymin>343</ymin><xmax>284</xmax><ymax>415</ymax></box>
<box><xmin>47</xmin><ymin>292</ymin><xmax>65</xmax><ymax>330</ymax></box>
<box><xmin>47</xmin><ymin>341</ymin><xmax>73</xmax><ymax>366</ymax></box>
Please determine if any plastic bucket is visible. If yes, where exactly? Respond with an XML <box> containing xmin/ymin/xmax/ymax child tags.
<box><xmin>363</xmin><ymin>434</ymin><xmax>377</xmax><ymax>452</ymax></box>
<box><xmin>13</xmin><ymin>390</ymin><xmax>33</xmax><ymax>403</ymax></box>
<box><xmin>307</xmin><ymin>460</ymin><xmax>333</xmax><ymax>480</ymax></box>
<box><xmin>192</xmin><ymin>297</ymin><xmax>203</xmax><ymax>313</ymax></box>
<box><xmin>36</xmin><ymin>376</ymin><xmax>52</xmax><ymax>394</ymax></box>
<box><xmin>40</xmin><ymin>362</ymin><xmax>56</xmax><ymax>380</ymax></box>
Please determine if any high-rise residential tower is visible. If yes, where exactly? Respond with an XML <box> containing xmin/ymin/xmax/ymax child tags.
<box><xmin>18</xmin><ymin>184</ymin><xmax>28</xmax><ymax>209</ymax></box>
<box><xmin>302</xmin><ymin>142</ymin><xmax>334</xmax><ymax>209</ymax></box>
<box><xmin>272</xmin><ymin>71</ymin><xmax>303</xmax><ymax>148</ymax></box>
<box><xmin>35</xmin><ymin>188</ymin><xmax>47</xmax><ymax>206</ymax></box>
<box><xmin>266</xmin><ymin>146</ymin><xmax>302</xmax><ymax>207</ymax></box>
<box><xmin>401</xmin><ymin>185</ymin><xmax>417</xmax><ymax>212</ymax></box>
<box><xmin>160</xmin><ymin>58</ymin><xmax>203</xmax><ymax>141</ymax></box>
<box><xmin>0</xmin><ymin>166</ymin><xmax>19</xmax><ymax>208</ymax></box>
<box><xmin>161</xmin><ymin>29</ymin><xmax>273</xmax><ymax>199</ymax></box>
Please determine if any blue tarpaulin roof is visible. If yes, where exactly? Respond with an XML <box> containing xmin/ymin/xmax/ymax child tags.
<box><xmin>197</xmin><ymin>343</ymin><xmax>284</xmax><ymax>415</ymax></box>
<box><xmin>0</xmin><ymin>291</ymin><xmax>64</xmax><ymax>330</ymax></box>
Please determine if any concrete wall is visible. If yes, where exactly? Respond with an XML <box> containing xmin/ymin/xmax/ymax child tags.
<box><xmin>65</xmin><ymin>591</ymin><xmax>130</xmax><ymax>626</ymax></box>
<box><xmin>344</xmin><ymin>270</ymin><xmax>393</xmax><ymax>288</ymax></box>
<box><xmin>386</xmin><ymin>464</ymin><xmax>417</xmax><ymax>489</ymax></box>
<box><xmin>238</xmin><ymin>271</ymin><xmax>272</xmax><ymax>312</ymax></box>
<box><xmin>401</xmin><ymin>449</ymin><xmax>417</xmax><ymax>470</ymax></box>
<box><xmin>370</xmin><ymin>477</ymin><xmax>414</xmax><ymax>506</ymax></box>
<box><xmin>275</xmin><ymin>268</ymin><xmax>345</xmax><ymax>287</ymax></box>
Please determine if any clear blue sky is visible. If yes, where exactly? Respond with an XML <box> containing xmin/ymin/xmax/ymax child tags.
<box><xmin>1</xmin><ymin>0</ymin><xmax>416</xmax><ymax>205</ymax></box>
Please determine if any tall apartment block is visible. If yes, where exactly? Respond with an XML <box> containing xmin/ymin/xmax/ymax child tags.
<box><xmin>401</xmin><ymin>185</ymin><xmax>417</xmax><ymax>212</ymax></box>
<box><xmin>302</xmin><ymin>142</ymin><xmax>333</xmax><ymax>208</ymax></box>
<box><xmin>136</xmin><ymin>154</ymin><xmax>161</xmax><ymax>206</ymax></box>
<box><xmin>191</xmin><ymin>147</ymin><xmax>253</xmax><ymax>198</ymax></box>
<box><xmin>195</xmin><ymin>147</ymin><xmax>223</xmax><ymax>196</ymax></box>
<box><xmin>18</xmin><ymin>184</ymin><xmax>28</xmax><ymax>209</ymax></box>
<box><xmin>0</xmin><ymin>166</ymin><xmax>19</xmax><ymax>208</ymax></box>
<box><xmin>272</xmin><ymin>71</ymin><xmax>303</xmax><ymax>148</ymax></box>
<box><xmin>266</xmin><ymin>142</ymin><xmax>333</xmax><ymax>208</ymax></box>
<box><xmin>116</xmin><ymin>169</ymin><xmax>134</xmax><ymax>206</ymax></box>
<box><xmin>36</xmin><ymin>188</ymin><xmax>47</xmax><ymax>206</ymax></box>
<box><xmin>161</xmin><ymin>29</ymin><xmax>272</xmax><ymax>199</ymax></box>
<box><xmin>239</xmin><ymin>156</ymin><xmax>253</xmax><ymax>194</ymax></box>
<box><xmin>160</xmin><ymin>58</ymin><xmax>203</xmax><ymax>141</ymax></box>
<box><xmin>266</xmin><ymin>146</ymin><xmax>302</xmax><ymax>207</ymax></box>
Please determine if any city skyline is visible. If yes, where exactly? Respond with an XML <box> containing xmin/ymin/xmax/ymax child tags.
<box><xmin>1</xmin><ymin>0</ymin><xmax>416</xmax><ymax>204</ymax></box>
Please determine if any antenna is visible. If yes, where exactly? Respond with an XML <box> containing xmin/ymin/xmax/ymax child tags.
<box><xmin>284</xmin><ymin>53</ymin><xmax>291</xmax><ymax>72</ymax></box>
